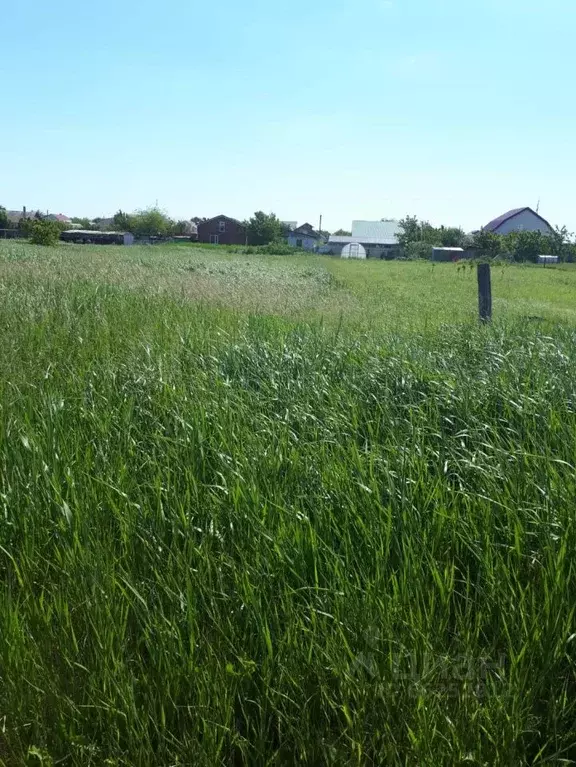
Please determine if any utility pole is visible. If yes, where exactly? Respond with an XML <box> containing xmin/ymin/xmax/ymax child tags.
<box><xmin>318</xmin><ymin>214</ymin><xmax>322</xmax><ymax>234</ymax></box>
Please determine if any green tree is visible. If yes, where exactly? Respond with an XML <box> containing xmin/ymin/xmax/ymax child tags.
<box><xmin>420</xmin><ymin>222</ymin><xmax>440</xmax><ymax>245</ymax></box>
<box><xmin>405</xmin><ymin>242</ymin><xmax>432</xmax><ymax>259</ymax></box>
<box><xmin>547</xmin><ymin>226</ymin><xmax>572</xmax><ymax>259</ymax></box>
<box><xmin>0</xmin><ymin>206</ymin><xmax>9</xmax><ymax>229</ymax></box>
<box><xmin>113</xmin><ymin>210</ymin><xmax>133</xmax><ymax>232</ymax></box>
<box><xmin>18</xmin><ymin>217</ymin><xmax>34</xmax><ymax>237</ymax></box>
<box><xmin>333</xmin><ymin>229</ymin><xmax>351</xmax><ymax>237</ymax></box>
<box><xmin>172</xmin><ymin>220</ymin><xmax>191</xmax><ymax>236</ymax></box>
<box><xmin>244</xmin><ymin>211</ymin><xmax>283</xmax><ymax>245</ymax></box>
<box><xmin>472</xmin><ymin>229</ymin><xmax>502</xmax><ymax>258</ymax></box>
<box><xmin>30</xmin><ymin>220</ymin><xmax>61</xmax><ymax>246</ymax></box>
<box><xmin>504</xmin><ymin>230</ymin><xmax>545</xmax><ymax>263</ymax></box>
<box><xmin>131</xmin><ymin>207</ymin><xmax>173</xmax><ymax>238</ymax></box>
<box><xmin>398</xmin><ymin>216</ymin><xmax>465</xmax><ymax>250</ymax></box>
<box><xmin>437</xmin><ymin>226</ymin><xmax>465</xmax><ymax>247</ymax></box>
<box><xmin>397</xmin><ymin>215</ymin><xmax>422</xmax><ymax>247</ymax></box>
<box><xmin>398</xmin><ymin>217</ymin><xmax>439</xmax><ymax>246</ymax></box>
<box><xmin>71</xmin><ymin>217</ymin><xmax>94</xmax><ymax>230</ymax></box>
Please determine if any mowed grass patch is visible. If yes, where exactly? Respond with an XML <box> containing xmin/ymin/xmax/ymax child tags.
<box><xmin>1</xmin><ymin>248</ymin><xmax>576</xmax><ymax>763</ymax></box>
<box><xmin>325</xmin><ymin>256</ymin><xmax>576</xmax><ymax>328</ymax></box>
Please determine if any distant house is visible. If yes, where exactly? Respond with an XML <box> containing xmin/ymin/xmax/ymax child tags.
<box><xmin>197</xmin><ymin>215</ymin><xmax>246</xmax><ymax>246</ymax></box>
<box><xmin>286</xmin><ymin>222</ymin><xmax>322</xmax><ymax>251</ymax></box>
<box><xmin>6</xmin><ymin>210</ymin><xmax>25</xmax><ymax>224</ymax></box>
<box><xmin>6</xmin><ymin>207</ymin><xmax>40</xmax><ymax>224</ymax></box>
<box><xmin>327</xmin><ymin>219</ymin><xmax>402</xmax><ymax>259</ymax></box>
<box><xmin>482</xmin><ymin>207</ymin><xmax>554</xmax><ymax>236</ymax></box>
<box><xmin>45</xmin><ymin>213</ymin><xmax>72</xmax><ymax>224</ymax></box>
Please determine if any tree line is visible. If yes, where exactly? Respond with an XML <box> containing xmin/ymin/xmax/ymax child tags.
<box><xmin>398</xmin><ymin>215</ymin><xmax>576</xmax><ymax>262</ymax></box>
<box><xmin>5</xmin><ymin>202</ymin><xmax>576</xmax><ymax>260</ymax></box>
<box><xmin>115</xmin><ymin>209</ymin><xmax>314</xmax><ymax>246</ymax></box>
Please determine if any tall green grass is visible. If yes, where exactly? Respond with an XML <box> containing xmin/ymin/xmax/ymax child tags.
<box><xmin>1</xmin><ymin>256</ymin><xmax>576</xmax><ymax>764</ymax></box>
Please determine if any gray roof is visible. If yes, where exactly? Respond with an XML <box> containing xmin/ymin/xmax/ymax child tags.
<box><xmin>6</xmin><ymin>210</ymin><xmax>39</xmax><ymax>222</ymax></box>
<box><xmin>351</xmin><ymin>219</ymin><xmax>401</xmax><ymax>242</ymax></box>
<box><xmin>329</xmin><ymin>235</ymin><xmax>399</xmax><ymax>246</ymax></box>
<box><xmin>200</xmin><ymin>214</ymin><xmax>243</xmax><ymax>226</ymax></box>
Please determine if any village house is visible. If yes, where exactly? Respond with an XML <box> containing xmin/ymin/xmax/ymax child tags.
<box><xmin>482</xmin><ymin>207</ymin><xmax>554</xmax><ymax>236</ymax></box>
<box><xmin>285</xmin><ymin>222</ymin><xmax>322</xmax><ymax>251</ymax></box>
<box><xmin>6</xmin><ymin>207</ymin><xmax>41</xmax><ymax>224</ymax></box>
<box><xmin>45</xmin><ymin>213</ymin><xmax>72</xmax><ymax>224</ymax></box>
<box><xmin>197</xmin><ymin>215</ymin><xmax>246</xmax><ymax>246</ymax></box>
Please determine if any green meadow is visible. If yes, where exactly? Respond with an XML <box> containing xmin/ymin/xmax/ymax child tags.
<box><xmin>1</xmin><ymin>240</ymin><xmax>576</xmax><ymax>765</ymax></box>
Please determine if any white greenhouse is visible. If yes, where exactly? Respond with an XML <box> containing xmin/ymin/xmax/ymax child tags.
<box><xmin>341</xmin><ymin>242</ymin><xmax>367</xmax><ymax>259</ymax></box>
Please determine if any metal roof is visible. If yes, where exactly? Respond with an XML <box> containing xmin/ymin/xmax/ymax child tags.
<box><xmin>200</xmin><ymin>214</ymin><xmax>243</xmax><ymax>226</ymax></box>
<box><xmin>329</xmin><ymin>235</ymin><xmax>399</xmax><ymax>246</ymax></box>
<box><xmin>351</xmin><ymin>220</ymin><xmax>401</xmax><ymax>242</ymax></box>
<box><xmin>483</xmin><ymin>207</ymin><xmax>553</xmax><ymax>233</ymax></box>
<box><xmin>7</xmin><ymin>210</ymin><xmax>39</xmax><ymax>222</ymax></box>
<box><xmin>65</xmin><ymin>229</ymin><xmax>126</xmax><ymax>235</ymax></box>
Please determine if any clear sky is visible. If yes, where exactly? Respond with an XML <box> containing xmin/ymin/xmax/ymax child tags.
<box><xmin>1</xmin><ymin>0</ymin><xmax>575</xmax><ymax>232</ymax></box>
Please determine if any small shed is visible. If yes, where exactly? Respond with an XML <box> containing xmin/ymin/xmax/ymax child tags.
<box><xmin>431</xmin><ymin>247</ymin><xmax>464</xmax><ymax>262</ymax></box>
<box><xmin>538</xmin><ymin>254</ymin><xmax>559</xmax><ymax>265</ymax></box>
<box><xmin>61</xmin><ymin>230</ymin><xmax>134</xmax><ymax>245</ymax></box>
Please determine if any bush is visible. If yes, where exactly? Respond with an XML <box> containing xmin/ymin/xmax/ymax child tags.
<box><xmin>18</xmin><ymin>218</ymin><xmax>34</xmax><ymax>238</ymax></box>
<box><xmin>405</xmin><ymin>242</ymin><xmax>432</xmax><ymax>260</ymax></box>
<box><xmin>253</xmin><ymin>241</ymin><xmax>301</xmax><ymax>256</ymax></box>
<box><xmin>30</xmin><ymin>220</ymin><xmax>61</xmax><ymax>246</ymax></box>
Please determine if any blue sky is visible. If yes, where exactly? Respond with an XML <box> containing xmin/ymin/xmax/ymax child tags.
<box><xmin>1</xmin><ymin>0</ymin><xmax>575</xmax><ymax>232</ymax></box>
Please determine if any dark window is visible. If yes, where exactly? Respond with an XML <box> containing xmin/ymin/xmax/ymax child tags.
<box><xmin>219</xmin><ymin>220</ymin><xmax>226</xmax><ymax>233</ymax></box>
<box><xmin>296</xmin><ymin>238</ymin><xmax>303</xmax><ymax>248</ymax></box>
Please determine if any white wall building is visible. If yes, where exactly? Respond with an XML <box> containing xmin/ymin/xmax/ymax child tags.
<box><xmin>327</xmin><ymin>219</ymin><xmax>401</xmax><ymax>259</ymax></box>
<box><xmin>483</xmin><ymin>207</ymin><xmax>554</xmax><ymax>236</ymax></box>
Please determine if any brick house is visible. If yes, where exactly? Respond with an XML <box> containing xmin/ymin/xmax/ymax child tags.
<box><xmin>197</xmin><ymin>215</ymin><xmax>246</xmax><ymax>246</ymax></box>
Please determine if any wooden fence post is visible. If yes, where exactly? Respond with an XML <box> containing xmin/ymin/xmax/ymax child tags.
<box><xmin>477</xmin><ymin>262</ymin><xmax>492</xmax><ymax>322</ymax></box>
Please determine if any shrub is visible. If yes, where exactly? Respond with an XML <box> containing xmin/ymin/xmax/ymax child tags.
<box><xmin>254</xmin><ymin>241</ymin><xmax>300</xmax><ymax>256</ymax></box>
<box><xmin>405</xmin><ymin>242</ymin><xmax>432</xmax><ymax>260</ymax></box>
<box><xmin>18</xmin><ymin>217</ymin><xmax>34</xmax><ymax>238</ymax></box>
<box><xmin>30</xmin><ymin>220</ymin><xmax>61</xmax><ymax>246</ymax></box>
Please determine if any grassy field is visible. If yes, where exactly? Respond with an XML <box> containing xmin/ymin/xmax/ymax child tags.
<box><xmin>2</xmin><ymin>241</ymin><xmax>576</xmax><ymax>764</ymax></box>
